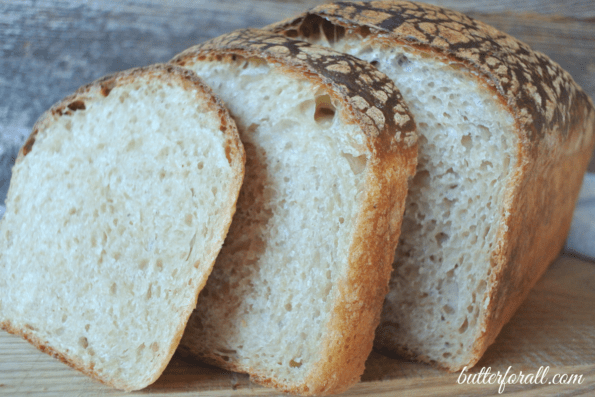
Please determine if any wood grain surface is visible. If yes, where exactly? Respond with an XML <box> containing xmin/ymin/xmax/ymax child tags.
<box><xmin>0</xmin><ymin>1</ymin><xmax>594</xmax><ymax>396</ymax></box>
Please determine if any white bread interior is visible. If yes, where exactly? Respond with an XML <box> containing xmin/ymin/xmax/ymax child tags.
<box><xmin>177</xmin><ymin>57</ymin><xmax>371</xmax><ymax>388</ymax></box>
<box><xmin>0</xmin><ymin>66</ymin><xmax>244</xmax><ymax>390</ymax></box>
<box><xmin>312</xmin><ymin>37</ymin><xmax>518</xmax><ymax>367</ymax></box>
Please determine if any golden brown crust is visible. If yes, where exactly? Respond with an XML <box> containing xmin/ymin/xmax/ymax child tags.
<box><xmin>2</xmin><ymin>64</ymin><xmax>246</xmax><ymax>390</ymax></box>
<box><xmin>269</xmin><ymin>0</ymin><xmax>594</xmax><ymax>150</ymax></box>
<box><xmin>171</xmin><ymin>28</ymin><xmax>417</xmax><ymax>156</ymax></box>
<box><xmin>22</xmin><ymin>64</ymin><xmax>245</xmax><ymax>173</ymax></box>
<box><xmin>269</xmin><ymin>1</ymin><xmax>595</xmax><ymax>371</ymax></box>
<box><xmin>170</xmin><ymin>29</ymin><xmax>418</xmax><ymax>395</ymax></box>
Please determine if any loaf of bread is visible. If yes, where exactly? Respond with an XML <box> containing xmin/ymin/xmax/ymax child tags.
<box><xmin>0</xmin><ymin>64</ymin><xmax>245</xmax><ymax>390</ymax></box>
<box><xmin>169</xmin><ymin>29</ymin><xmax>418</xmax><ymax>395</ymax></box>
<box><xmin>269</xmin><ymin>0</ymin><xmax>595</xmax><ymax>371</ymax></box>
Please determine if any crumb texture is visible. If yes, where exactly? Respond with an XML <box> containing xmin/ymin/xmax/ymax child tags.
<box><xmin>269</xmin><ymin>0</ymin><xmax>595</xmax><ymax>371</ymax></box>
<box><xmin>177</xmin><ymin>56</ymin><xmax>368</xmax><ymax>388</ymax></box>
<box><xmin>274</xmin><ymin>17</ymin><xmax>519</xmax><ymax>369</ymax></box>
<box><xmin>0</xmin><ymin>68</ymin><xmax>242</xmax><ymax>390</ymax></box>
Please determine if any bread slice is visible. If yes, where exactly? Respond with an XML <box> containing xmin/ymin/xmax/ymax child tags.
<box><xmin>0</xmin><ymin>64</ymin><xmax>245</xmax><ymax>390</ymax></box>
<box><xmin>269</xmin><ymin>1</ymin><xmax>595</xmax><ymax>371</ymax></box>
<box><xmin>169</xmin><ymin>29</ymin><xmax>418</xmax><ymax>395</ymax></box>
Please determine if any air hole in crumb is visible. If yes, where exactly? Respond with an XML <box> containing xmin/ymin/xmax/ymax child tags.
<box><xmin>443</xmin><ymin>352</ymin><xmax>451</xmax><ymax>358</ymax></box>
<box><xmin>197</xmin><ymin>162</ymin><xmax>204</xmax><ymax>170</ymax></box>
<box><xmin>435</xmin><ymin>232</ymin><xmax>449</xmax><ymax>247</ymax></box>
<box><xmin>85</xmin><ymin>324</ymin><xmax>90</xmax><ymax>332</ymax></box>
<box><xmin>185</xmin><ymin>214</ymin><xmax>193</xmax><ymax>226</ymax></box>
<box><xmin>79</xmin><ymin>337</ymin><xmax>89</xmax><ymax>349</ymax></box>
<box><xmin>137</xmin><ymin>343</ymin><xmax>145</xmax><ymax>356</ymax></box>
<box><xmin>156</xmin><ymin>259</ymin><xmax>163</xmax><ymax>271</ymax></box>
<box><xmin>339</xmin><ymin>217</ymin><xmax>344</xmax><ymax>224</ymax></box>
<box><xmin>150</xmin><ymin>342</ymin><xmax>159</xmax><ymax>352</ymax></box>
<box><xmin>314</xmin><ymin>94</ymin><xmax>335</xmax><ymax>124</ymax></box>
<box><xmin>110</xmin><ymin>283</ymin><xmax>117</xmax><ymax>295</ymax></box>
<box><xmin>458</xmin><ymin>318</ymin><xmax>469</xmax><ymax>333</ymax></box>
<box><xmin>67</xmin><ymin>100</ymin><xmax>86</xmax><ymax>111</ymax></box>
<box><xmin>285</xmin><ymin>303</ymin><xmax>292</xmax><ymax>311</ymax></box>
<box><xmin>461</xmin><ymin>135</ymin><xmax>472</xmax><ymax>150</ymax></box>
<box><xmin>139</xmin><ymin>259</ymin><xmax>148</xmax><ymax>270</ymax></box>
<box><xmin>62</xmin><ymin>314</ymin><xmax>68</xmax><ymax>322</ymax></box>
<box><xmin>443</xmin><ymin>305</ymin><xmax>455</xmax><ymax>314</ymax></box>
<box><xmin>212</xmin><ymin>186</ymin><xmax>218</xmax><ymax>196</ymax></box>
<box><xmin>480</xmin><ymin>160</ymin><xmax>493</xmax><ymax>170</ymax></box>
<box><xmin>146</xmin><ymin>284</ymin><xmax>152</xmax><ymax>300</ymax></box>
<box><xmin>503</xmin><ymin>155</ymin><xmax>511</xmax><ymax>169</ymax></box>
<box><xmin>290</xmin><ymin>359</ymin><xmax>302</xmax><ymax>368</ymax></box>
<box><xmin>341</xmin><ymin>153</ymin><xmax>367</xmax><ymax>175</ymax></box>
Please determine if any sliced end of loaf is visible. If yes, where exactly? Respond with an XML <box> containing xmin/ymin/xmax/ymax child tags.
<box><xmin>171</xmin><ymin>29</ymin><xmax>417</xmax><ymax>395</ymax></box>
<box><xmin>0</xmin><ymin>64</ymin><xmax>244</xmax><ymax>390</ymax></box>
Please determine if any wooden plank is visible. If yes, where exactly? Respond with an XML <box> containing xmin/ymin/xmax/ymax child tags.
<box><xmin>1</xmin><ymin>255</ymin><xmax>593</xmax><ymax>396</ymax></box>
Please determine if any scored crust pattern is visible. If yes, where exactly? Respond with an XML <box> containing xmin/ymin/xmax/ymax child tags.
<box><xmin>269</xmin><ymin>0</ymin><xmax>595</xmax><ymax>145</ymax></box>
<box><xmin>171</xmin><ymin>28</ymin><xmax>417</xmax><ymax>150</ymax></box>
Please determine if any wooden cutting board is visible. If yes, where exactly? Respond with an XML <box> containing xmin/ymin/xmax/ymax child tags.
<box><xmin>1</xmin><ymin>255</ymin><xmax>594</xmax><ymax>396</ymax></box>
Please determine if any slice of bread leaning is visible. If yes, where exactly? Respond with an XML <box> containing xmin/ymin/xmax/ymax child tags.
<box><xmin>169</xmin><ymin>29</ymin><xmax>418</xmax><ymax>395</ymax></box>
<box><xmin>0</xmin><ymin>64</ymin><xmax>245</xmax><ymax>390</ymax></box>
<box><xmin>269</xmin><ymin>0</ymin><xmax>595</xmax><ymax>371</ymax></box>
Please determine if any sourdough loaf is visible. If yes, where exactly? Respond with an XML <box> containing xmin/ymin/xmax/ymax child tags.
<box><xmin>0</xmin><ymin>64</ymin><xmax>245</xmax><ymax>390</ymax></box>
<box><xmin>170</xmin><ymin>29</ymin><xmax>417</xmax><ymax>395</ymax></box>
<box><xmin>269</xmin><ymin>1</ymin><xmax>595</xmax><ymax>371</ymax></box>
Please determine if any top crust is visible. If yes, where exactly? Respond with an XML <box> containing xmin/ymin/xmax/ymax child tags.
<box><xmin>269</xmin><ymin>0</ymin><xmax>595</xmax><ymax>149</ymax></box>
<box><xmin>171</xmin><ymin>28</ymin><xmax>418</xmax><ymax>157</ymax></box>
<box><xmin>171</xmin><ymin>29</ymin><xmax>418</xmax><ymax>394</ymax></box>
<box><xmin>22</xmin><ymin>64</ymin><xmax>244</xmax><ymax>174</ymax></box>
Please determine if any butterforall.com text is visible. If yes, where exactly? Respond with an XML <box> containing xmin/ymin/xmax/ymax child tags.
<box><xmin>457</xmin><ymin>366</ymin><xmax>584</xmax><ymax>393</ymax></box>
